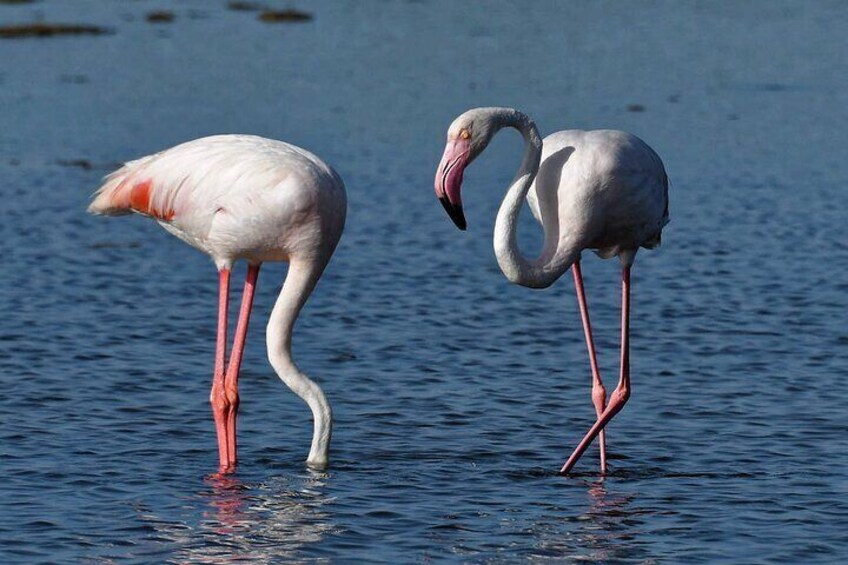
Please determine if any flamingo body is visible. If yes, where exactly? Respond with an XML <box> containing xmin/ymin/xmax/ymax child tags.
<box><xmin>89</xmin><ymin>134</ymin><xmax>346</xmax><ymax>472</ymax></box>
<box><xmin>89</xmin><ymin>135</ymin><xmax>346</xmax><ymax>269</ymax></box>
<box><xmin>527</xmin><ymin>130</ymin><xmax>668</xmax><ymax>261</ymax></box>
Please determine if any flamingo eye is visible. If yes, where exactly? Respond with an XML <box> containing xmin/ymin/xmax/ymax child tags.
<box><xmin>459</xmin><ymin>128</ymin><xmax>471</xmax><ymax>140</ymax></box>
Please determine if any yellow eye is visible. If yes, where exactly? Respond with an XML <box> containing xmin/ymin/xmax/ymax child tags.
<box><xmin>459</xmin><ymin>129</ymin><xmax>471</xmax><ymax>140</ymax></box>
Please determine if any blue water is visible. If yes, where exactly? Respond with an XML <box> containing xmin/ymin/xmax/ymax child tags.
<box><xmin>2</xmin><ymin>1</ymin><xmax>847</xmax><ymax>562</ymax></box>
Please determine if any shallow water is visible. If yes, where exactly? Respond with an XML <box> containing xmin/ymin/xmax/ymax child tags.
<box><xmin>2</xmin><ymin>1</ymin><xmax>847</xmax><ymax>562</ymax></box>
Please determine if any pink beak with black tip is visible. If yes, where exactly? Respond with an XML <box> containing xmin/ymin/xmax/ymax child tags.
<box><xmin>434</xmin><ymin>137</ymin><xmax>471</xmax><ymax>230</ymax></box>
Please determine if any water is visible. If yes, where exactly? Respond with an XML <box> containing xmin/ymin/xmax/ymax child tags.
<box><xmin>2</xmin><ymin>1</ymin><xmax>847</xmax><ymax>562</ymax></box>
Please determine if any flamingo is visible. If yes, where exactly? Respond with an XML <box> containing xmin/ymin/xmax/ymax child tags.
<box><xmin>434</xmin><ymin>107</ymin><xmax>669</xmax><ymax>474</ymax></box>
<box><xmin>88</xmin><ymin>135</ymin><xmax>347</xmax><ymax>473</ymax></box>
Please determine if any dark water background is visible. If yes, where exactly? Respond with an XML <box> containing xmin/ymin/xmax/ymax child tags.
<box><xmin>2</xmin><ymin>1</ymin><xmax>847</xmax><ymax>562</ymax></box>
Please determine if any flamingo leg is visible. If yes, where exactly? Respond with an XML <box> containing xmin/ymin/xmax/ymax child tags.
<box><xmin>561</xmin><ymin>265</ymin><xmax>631</xmax><ymax>475</ymax></box>
<box><xmin>222</xmin><ymin>264</ymin><xmax>261</xmax><ymax>471</ymax></box>
<box><xmin>572</xmin><ymin>262</ymin><xmax>608</xmax><ymax>474</ymax></box>
<box><xmin>211</xmin><ymin>269</ymin><xmax>231</xmax><ymax>471</ymax></box>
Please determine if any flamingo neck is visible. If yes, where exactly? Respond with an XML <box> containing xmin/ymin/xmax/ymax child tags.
<box><xmin>492</xmin><ymin>112</ymin><xmax>578</xmax><ymax>289</ymax></box>
<box><xmin>266</xmin><ymin>258</ymin><xmax>332</xmax><ymax>469</ymax></box>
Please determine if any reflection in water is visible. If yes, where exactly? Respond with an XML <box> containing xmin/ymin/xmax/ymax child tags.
<box><xmin>530</xmin><ymin>480</ymin><xmax>645</xmax><ymax>562</ymax></box>
<box><xmin>137</xmin><ymin>472</ymin><xmax>338</xmax><ymax>564</ymax></box>
<box><xmin>578</xmin><ymin>480</ymin><xmax>641</xmax><ymax>562</ymax></box>
<box><xmin>204</xmin><ymin>473</ymin><xmax>249</xmax><ymax>536</ymax></box>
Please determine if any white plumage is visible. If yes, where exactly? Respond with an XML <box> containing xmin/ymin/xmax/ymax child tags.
<box><xmin>435</xmin><ymin>107</ymin><xmax>669</xmax><ymax>474</ymax></box>
<box><xmin>89</xmin><ymin>135</ymin><xmax>346</xmax><ymax>269</ymax></box>
<box><xmin>526</xmin><ymin>128</ymin><xmax>668</xmax><ymax>261</ymax></box>
<box><xmin>89</xmin><ymin>134</ymin><xmax>347</xmax><ymax>472</ymax></box>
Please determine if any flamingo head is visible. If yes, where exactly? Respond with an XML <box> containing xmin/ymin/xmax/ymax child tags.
<box><xmin>434</xmin><ymin>109</ymin><xmax>498</xmax><ymax>230</ymax></box>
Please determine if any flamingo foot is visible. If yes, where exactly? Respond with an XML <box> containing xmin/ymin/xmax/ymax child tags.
<box><xmin>215</xmin><ymin>464</ymin><xmax>236</xmax><ymax>476</ymax></box>
<box><xmin>208</xmin><ymin>467</ymin><xmax>236</xmax><ymax>481</ymax></box>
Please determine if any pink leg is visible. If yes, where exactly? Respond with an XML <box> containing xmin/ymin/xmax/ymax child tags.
<box><xmin>561</xmin><ymin>265</ymin><xmax>632</xmax><ymax>475</ymax></box>
<box><xmin>572</xmin><ymin>262</ymin><xmax>608</xmax><ymax>473</ymax></box>
<box><xmin>222</xmin><ymin>264</ymin><xmax>261</xmax><ymax>471</ymax></box>
<box><xmin>211</xmin><ymin>269</ymin><xmax>231</xmax><ymax>470</ymax></box>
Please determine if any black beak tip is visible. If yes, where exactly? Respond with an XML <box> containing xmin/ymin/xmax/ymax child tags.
<box><xmin>453</xmin><ymin>213</ymin><xmax>467</xmax><ymax>231</ymax></box>
<box><xmin>439</xmin><ymin>197</ymin><xmax>467</xmax><ymax>231</ymax></box>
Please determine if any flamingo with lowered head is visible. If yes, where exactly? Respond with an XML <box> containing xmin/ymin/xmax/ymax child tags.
<box><xmin>434</xmin><ymin>107</ymin><xmax>669</xmax><ymax>474</ymax></box>
<box><xmin>88</xmin><ymin>135</ymin><xmax>346</xmax><ymax>473</ymax></box>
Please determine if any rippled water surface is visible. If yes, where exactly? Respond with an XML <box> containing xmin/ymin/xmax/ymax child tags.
<box><xmin>2</xmin><ymin>1</ymin><xmax>847</xmax><ymax>562</ymax></box>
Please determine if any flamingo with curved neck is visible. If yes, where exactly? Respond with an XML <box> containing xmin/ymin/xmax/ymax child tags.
<box><xmin>89</xmin><ymin>135</ymin><xmax>346</xmax><ymax>473</ymax></box>
<box><xmin>435</xmin><ymin>107</ymin><xmax>669</xmax><ymax>474</ymax></box>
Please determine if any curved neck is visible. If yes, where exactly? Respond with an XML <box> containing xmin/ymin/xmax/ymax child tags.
<box><xmin>266</xmin><ymin>260</ymin><xmax>321</xmax><ymax>364</ymax></box>
<box><xmin>492</xmin><ymin>112</ymin><xmax>578</xmax><ymax>289</ymax></box>
<box><xmin>266</xmin><ymin>258</ymin><xmax>333</xmax><ymax>468</ymax></box>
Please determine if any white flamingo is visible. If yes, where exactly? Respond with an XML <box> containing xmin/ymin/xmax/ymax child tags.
<box><xmin>434</xmin><ymin>107</ymin><xmax>669</xmax><ymax>474</ymax></box>
<box><xmin>88</xmin><ymin>135</ymin><xmax>347</xmax><ymax>473</ymax></box>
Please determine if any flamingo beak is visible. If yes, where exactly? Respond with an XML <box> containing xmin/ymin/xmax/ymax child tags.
<box><xmin>434</xmin><ymin>138</ymin><xmax>471</xmax><ymax>230</ymax></box>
